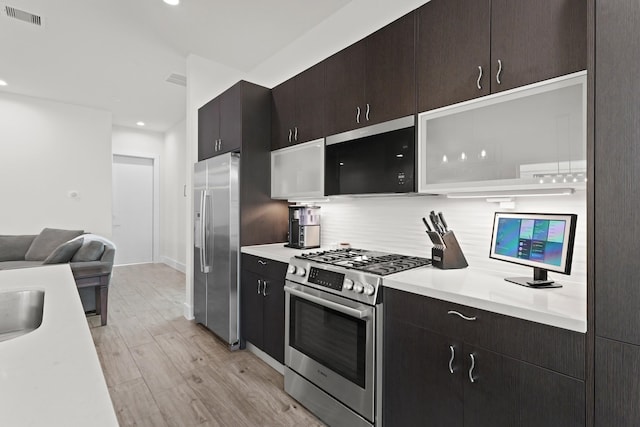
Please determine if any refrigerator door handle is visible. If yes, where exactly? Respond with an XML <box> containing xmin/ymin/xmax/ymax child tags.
<box><xmin>201</xmin><ymin>190</ymin><xmax>211</xmax><ymax>273</ymax></box>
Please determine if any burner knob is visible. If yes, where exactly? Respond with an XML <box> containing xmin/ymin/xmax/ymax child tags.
<box><xmin>295</xmin><ymin>267</ymin><xmax>306</xmax><ymax>277</ymax></box>
<box><xmin>287</xmin><ymin>265</ymin><xmax>296</xmax><ymax>275</ymax></box>
<box><xmin>343</xmin><ymin>278</ymin><xmax>354</xmax><ymax>290</ymax></box>
<box><xmin>363</xmin><ymin>284</ymin><xmax>375</xmax><ymax>296</ymax></box>
<box><xmin>353</xmin><ymin>283</ymin><xmax>364</xmax><ymax>294</ymax></box>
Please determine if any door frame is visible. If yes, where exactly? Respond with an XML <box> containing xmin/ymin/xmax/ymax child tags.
<box><xmin>112</xmin><ymin>153</ymin><xmax>160</xmax><ymax>264</ymax></box>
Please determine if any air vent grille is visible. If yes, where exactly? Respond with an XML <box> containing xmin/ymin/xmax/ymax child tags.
<box><xmin>4</xmin><ymin>5</ymin><xmax>42</xmax><ymax>26</ymax></box>
<box><xmin>166</xmin><ymin>73</ymin><xmax>187</xmax><ymax>87</ymax></box>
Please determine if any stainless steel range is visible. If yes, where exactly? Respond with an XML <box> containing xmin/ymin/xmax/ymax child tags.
<box><xmin>283</xmin><ymin>249</ymin><xmax>431</xmax><ymax>427</ymax></box>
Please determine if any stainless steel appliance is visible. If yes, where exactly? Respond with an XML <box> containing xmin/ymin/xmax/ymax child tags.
<box><xmin>285</xmin><ymin>205</ymin><xmax>321</xmax><ymax>249</ymax></box>
<box><xmin>325</xmin><ymin>116</ymin><xmax>415</xmax><ymax>196</ymax></box>
<box><xmin>193</xmin><ymin>153</ymin><xmax>240</xmax><ymax>350</ymax></box>
<box><xmin>284</xmin><ymin>249</ymin><xmax>431</xmax><ymax>427</ymax></box>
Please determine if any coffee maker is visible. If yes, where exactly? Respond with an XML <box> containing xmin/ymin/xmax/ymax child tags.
<box><xmin>286</xmin><ymin>205</ymin><xmax>321</xmax><ymax>249</ymax></box>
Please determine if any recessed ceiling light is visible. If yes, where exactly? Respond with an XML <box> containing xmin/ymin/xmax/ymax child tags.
<box><xmin>0</xmin><ymin>80</ymin><xmax>7</xmax><ymax>86</ymax></box>
<box><xmin>136</xmin><ymin>121</ymin><xmax>145</xmax><ymax>127</ymax></box>
<box><xmin>163</xmin><ymin>0</ymin><xmax>179</xmax><ymax>5</ymax></box>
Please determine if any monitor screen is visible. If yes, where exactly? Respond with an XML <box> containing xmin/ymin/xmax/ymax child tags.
<box><xmin>489</xmin><ymin>212</ymin><xmax>577</xmax><ymax>275</ymax></box>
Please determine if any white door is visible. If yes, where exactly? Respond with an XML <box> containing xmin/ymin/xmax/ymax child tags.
<box><xmin>112</xmin><ymin>155</ymin><xmax>154</xmax><ymax>265</ymax></box>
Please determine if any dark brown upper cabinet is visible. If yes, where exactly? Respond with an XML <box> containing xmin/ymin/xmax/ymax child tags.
<box><xmin>417</xmin><ymin>0</ymin><xmax>491</xmax><ymax>112</ymax></box>
<box><xmin>417</xmin><ymin>0</ymin><xmax>586</xmax><ymax>112</ymax></box>
<box><xmin>198</xmin><ymin>97</ymin><xmax>221</xmax><ymax>161</ymax></box>
<box><xmin>271</xmin><ymin>62</ymin><xmax>325</xmax><ymax>150</ymax></box>
<box><xmin>324</xmin><ymin>12</ymin><xmax>416</xmax><ymax>136</ymax></box>
<box><xmin>197</xmin><ymin>82</ymin><xmax>246</xmax><ymax>161</ymax></box>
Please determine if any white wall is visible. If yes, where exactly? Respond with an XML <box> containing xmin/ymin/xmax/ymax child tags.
<box><xmin>162</xmin><ymin>119</ymin><xmax>187</xmax><ymax>272</ymax></box>
<box><xmin>0</xmin><ymin>92</ymin><xmax>112</xmax><ymax>236</ymax></box>
<box><xmin>112</xmin><ymin>125</ymin><xmax>164</xmax><ymax>158</ymax></box>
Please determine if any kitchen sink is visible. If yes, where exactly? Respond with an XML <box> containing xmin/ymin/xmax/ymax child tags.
<box><xmin>0</xmin><ymin>290</ymin><xmax>45</xmax><ymax>342</ymax></box>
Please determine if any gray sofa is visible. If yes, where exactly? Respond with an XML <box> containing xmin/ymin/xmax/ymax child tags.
<box><xmin>0</xmin><ymin>228</ymin><xmax>115</xmax><ymax>326</ymax></box>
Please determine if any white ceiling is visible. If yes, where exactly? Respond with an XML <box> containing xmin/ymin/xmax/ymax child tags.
<box><xmin>0</xmin><ymin>0</ymin><xmax>352</xmax><ymax>132</ymax></box>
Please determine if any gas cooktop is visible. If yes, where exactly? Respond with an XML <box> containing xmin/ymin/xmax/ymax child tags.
<box><xmin>295</xmin><ymin>248</ymin><xmax>431</xmax><ymax>276</ymax></box>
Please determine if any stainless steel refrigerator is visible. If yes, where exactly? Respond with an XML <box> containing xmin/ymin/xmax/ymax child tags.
<box><xmin>193</xmin><ymin>153</ymin><xmax>240</xmax><ymax>349</ymax></box>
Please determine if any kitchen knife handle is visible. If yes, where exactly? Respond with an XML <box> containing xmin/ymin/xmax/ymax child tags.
<box><xmin>429</xmin><ymin>211</ymin><xmax>443</xmax><ymax>234</ymax></box>
<box><xmin>422</xmin><ymin>217</ymin><xmax>433</xmax><ymax>232</ymax></box>
<box><xmin>438</xmin><ymin>212</ymin><xmax>449</xmax><ymax>232</ymax></box>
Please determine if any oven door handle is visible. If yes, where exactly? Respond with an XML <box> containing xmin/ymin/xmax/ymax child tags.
<box><xmin>285</xmin><ymin>286</ymin><xmax>373</xmax><ymax>320</ymax></box>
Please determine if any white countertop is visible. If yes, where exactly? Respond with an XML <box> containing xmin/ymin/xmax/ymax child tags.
<box><xmin>241</xmin><ymin>243</ymin><xmax>337</xmax><ymax>264</ymax></box>
<box><xmin>0</xmin><ymin>265</ymin><xmax>118</xmax><ymax>427</ymax></box>
<box><xmin>384</xmin><ymin>266</ymin><xmax>586</xmax><ymax>332</ymax></box>
<box><xmin>241</xmin><ymin>244</ymin><xmax>586</xmax><ymax>333</ymax></box>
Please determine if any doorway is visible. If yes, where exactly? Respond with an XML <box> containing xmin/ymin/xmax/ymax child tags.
<box><xmin>112</xmin><ymin>154</ymin><xmax>157</xmax><ymax>265</ymax></box>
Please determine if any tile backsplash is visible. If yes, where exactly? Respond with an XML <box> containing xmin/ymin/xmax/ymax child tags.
<box><xmin>315</xmin><ymin>191</ymin><xmax>587</xmax><ymax>285</ymax></box>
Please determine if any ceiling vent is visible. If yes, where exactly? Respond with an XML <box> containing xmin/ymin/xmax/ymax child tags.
<box><xmin>3</xmin><ymin>5</ymin><xmax>42</xmax><ymax>26</ymax></box>
<box><xmin>166</xmin><ymin>73</ymin><xmax>187</xmax><ymax>87</ymax></box>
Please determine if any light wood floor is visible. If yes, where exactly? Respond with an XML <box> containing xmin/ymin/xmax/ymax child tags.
<box><xmin>89</xmin><ymin>263</ymin><xmax>325</xmax><ymax>427</ymax></box>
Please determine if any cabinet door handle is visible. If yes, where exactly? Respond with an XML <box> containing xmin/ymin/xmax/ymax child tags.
<box><xmin>256</xmin><ymin>279</ymin><xmax>262</xmax><ymax>295</ymax></box>
<box><xmin>468</xmin><ymin>353</ymin><xmax>476</xmax><ymax>383</ymax></box>
<box><xmin>447</xmin><ymin>310</ymin><xmax>477</xmax><ymax>321</ymax></box>
<box><xmin>356</xmin><ymin>106</ymin><xmax>361</xmax><ymax>124</ymax></box>
<box><xmin>496</xmin><ymin>59</ymin><xmax>502</xmax><ymax>85</ymax></box>
<box><xmin>294</xmin><ymin>126</ymin><xmax>298</xmax><ymax>141</ymax></box>
<box><xmin>288</xmin><ymin>129</ymin><xmax>292</xmax><ymax>143</ymax></box>
<box><xmin>262</xmin><ymin>281</ymin><xmax>269</xmax><ymax>297</ymax></box>
<box><xmin>365</xmin><ymin>103</ymin><xmax>370</xmax><ymax>121</ymax></box>
<box><xmin>258</xmin><ymin>259</ymin><xmax>267</xmax><ymax>265</ymax></box>
<box><xmin>218</xmin><ymin>140</ymin><xmax>222</xmax><ymax>151</ymax></box>
<box><xmin>448</xmin><ymin>345</ymin><xmax>455</xmax><ymax>374</ymax></box>
<box><xmin>477</xmin><ymin>66</ymin><xmax>483</xmax><ymax>90</ymax></box>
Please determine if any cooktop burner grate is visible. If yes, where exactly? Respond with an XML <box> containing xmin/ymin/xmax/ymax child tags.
<box><xmin>295</xmin><ymin>248</ymin><xmax>431</xmax><ymax>275</ymax></box>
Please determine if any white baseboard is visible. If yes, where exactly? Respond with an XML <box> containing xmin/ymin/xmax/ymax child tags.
<box><xmin>245</xmin><ymin>342</ymin><xmax>285</xmax><ymax>375</ymax></box>
<box><xmin>183</xmin><ymin>302</ymin><xmax>194</xmax><ymax>320</ymax></box>
<box><xmin>160</xmin><ymin>256</ymin><xmax>186</xmax><ymax>273</ymax></box>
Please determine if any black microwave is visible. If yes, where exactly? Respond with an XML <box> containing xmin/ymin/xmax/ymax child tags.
<box><xmin>325</xmin><ymin>116</ymin><xmax>415</xmax><ymax>196</ymax></box>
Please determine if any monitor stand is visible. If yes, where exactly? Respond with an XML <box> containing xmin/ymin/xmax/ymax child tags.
<box><xmin>505</xmin><ymin>267</ymin><xmax>562</xmax><ymax>289</ymax></box>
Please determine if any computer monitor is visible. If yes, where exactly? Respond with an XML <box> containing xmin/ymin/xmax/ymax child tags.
<box><xmin>489</xmin><ymin>212</ymin><xmax>577</xmax><ymax>288</ymax></box>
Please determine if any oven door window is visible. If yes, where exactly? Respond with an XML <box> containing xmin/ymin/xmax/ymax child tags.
<box><xmin>289</xmin><ymin>295</ymin><xmax>367</xmax><ymax>388</ymax></box>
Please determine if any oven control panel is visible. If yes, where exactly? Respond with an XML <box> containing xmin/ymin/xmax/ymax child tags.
<box><xmin>308</xmin><ymin>267</ymin><xmax>345</xmax><ymax>291</ymax></box>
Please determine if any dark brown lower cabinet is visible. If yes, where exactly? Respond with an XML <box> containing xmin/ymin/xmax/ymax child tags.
<box><xmin>595</xmin><ymin>337</ymin><xmax>640</xmax><ymax>426</ymax></box>
<box><xmin>385</xmin><ymin>317</ymin><xmax>464</xmax><ymax>426</ymax></box>
<box><xmin>384</xmin><ymin>288</ymin><xmax>585</xmax><ymax>427</ymax></box>
<box><xmin>240</xmin><ymin>255</ymin><xmax>287</xmax><ymax>364</ymax></box>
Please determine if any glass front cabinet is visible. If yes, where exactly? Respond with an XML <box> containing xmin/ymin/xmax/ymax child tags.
<box><xmin>418</xmin><ymin>72</ymin><xmax>587</xmax><ymax>195</ymax></box>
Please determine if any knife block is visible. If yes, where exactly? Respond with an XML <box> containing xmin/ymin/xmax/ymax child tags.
<box><xmin>431</xmin><ymin>231</ymin><xmax>468</xmax><ymax>270</ymax></box>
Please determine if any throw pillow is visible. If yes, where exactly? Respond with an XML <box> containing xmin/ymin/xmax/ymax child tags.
<box><xmin>71</xmin><ymin>240</ymin><xmax>105</xmax><ymax>262</ymax></box>
<box><xmin>0</xmin><ymin>235</ymin><xmax>37</xmax><ymax>261</ymax></box>
<box><xmin>25</xmin><ymin>228</ymin><xmax>84</xmax><ymax>261</ymax></box>
<box><xmin>43</xmin><ymin>238</ymin><xmax>84</xmax><ymax>264</ymax></box>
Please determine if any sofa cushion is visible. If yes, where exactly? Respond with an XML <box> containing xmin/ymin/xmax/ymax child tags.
<box><xmin>71</xmin><ymin>240</ymin><xmax>105</xmax><ymax>262</ymax></box>
<box><xmin>0</xmin><ymin>235</ymin><xmax>36</xmax><ymax>261</ymax></box>
<box><xmin>25</xmin><ymin>228</ymin><xmax>84</xmax><ymax>261</ymax></box>
<box><xmin>43</xmin><ymin>238</ymin><xmax>84</xmax><ymax>264</ymax></box>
